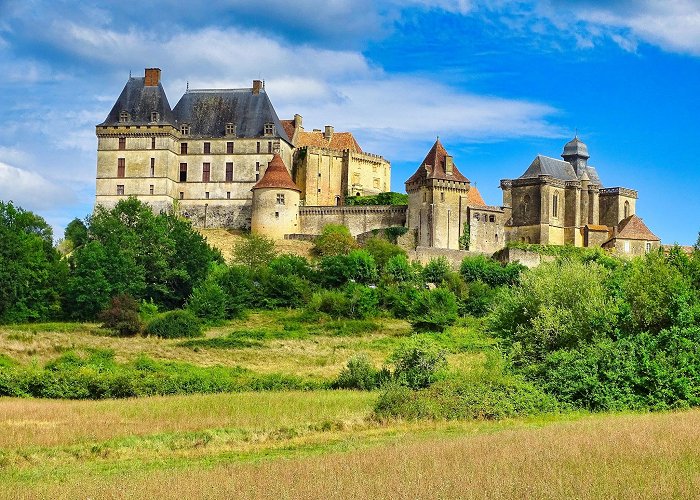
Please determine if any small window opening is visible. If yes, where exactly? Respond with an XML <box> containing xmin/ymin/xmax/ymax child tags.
<box><xmin>226</xmin><ymin>192</ymin><xmax>231</xmax><ymax>199</ymax></box>
<box><xmin>264</xmin><ymin>123</ymin><xmax>274</xmax><ymax>136</ymax></box>
<box><xmin>203</xmin><ymin>142</ymin><xmax>211</xmax><ymax>154</ymax></box>
<box><xmin>117</xmin><ymin>158</ymin><xmax>125</xmax><ymax>178</ymax></box>
<box><xmin>276</xmin><ymin>193</ymin><xmax>285</xmax><ymax>205</ymax></box>
<box><xmin>180</xmin><ymin>124</ymin><xmax>190</xmax><ymax>135</ymax></box>
<box><xmin>150</xmin><ymin>112</ymin><xmax>159</xmax><ymax>122</ymax></box>
<box><xmin>256</xmin><ymin>142</ymin><xmax>261</xmax><ymax>153</ymax></box>
<box><xmin>119</xmin><ymin>111</ymin><xmax>129</xmax><ymax>123</ymax></box>
<box><xmin>151</xmin><ymin>137</ymin><xmax>156</xmax><ymax>149</ymax></box>
<box><xmin>118</xmin><ymin>137</ymin><xmax>126</xmax><ymax>150</ymax></box>
<box><xmin>275</xmin><ymin>211</ymin><xmax>279</xmax><ymax>218</ymax></box>
<box><xmin>440</xmin><ymin>192</ymin><xmax>445</xmax><ymax>202</ymax></box>
<box><xmin>150</xmin><ymin>158</ymin><xmax>155</xmax><ymax>177</ymax></box>
<box><xmin>225</xmin><ymin>123</ymin><xmax>236</xmax><ymax>136</ymax></box>
<box><xmin>226</xmin><ymin>162</ymin><xmax>233</xmax><ymax>182</ymax></box>
<box><xmin>179</xmin><ymin>192</ymin><xmax>184</xmax><ymax>200</ymax></box>
<box><xmin>149</xmin><ymin>185</ymin><xmax>154</xmax><ymax>195</ymax></box>
<box><xmin>205</xmin><ymin>192</ymin><xmax>209</xmax><ymax>199</ymax></box>
<box><xmin>180</xmin><ymin>143</ymin><xmax>188</xmax><ymax>155</ymax></box>
<box><xmin>179</xmin><ymin>163</ymin><xmax>187</xmax><ymax>182</ymax></box>
<box><xmin>227</xmin><ymin>141</ymin><xmax>234</xmax><ymax>154</ymax></box>
<box><xmin>116</xmin><ymin>185</ymin><xmax>124</xmax><ymax>195</ymax></box>
<box><xmin>202</xmin><ymin>162</ymin><xmax>210</xmax><ymax>183</ymax></box>
<box><xmin>489</xmin><ymin>215</ymin><xmax>495</xmax><ymax>223</ymax></box>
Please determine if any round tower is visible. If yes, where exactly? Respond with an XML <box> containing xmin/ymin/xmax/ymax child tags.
<box><xmin>251</xmin><ymin>153</ymin><xmax>301</xmax><ymax>239</ymax></box>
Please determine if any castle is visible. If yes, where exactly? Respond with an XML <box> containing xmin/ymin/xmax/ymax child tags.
<box><xmin>96</xmin><ymin>68</ymin><xmax>660</xmax><ymax>257</ymax></box>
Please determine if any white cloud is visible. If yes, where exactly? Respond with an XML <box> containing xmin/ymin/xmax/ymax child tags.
<box><xmin>0</xmin><ymin>161</ymin><xmax>77</xmax><ymax>210</ymax></box>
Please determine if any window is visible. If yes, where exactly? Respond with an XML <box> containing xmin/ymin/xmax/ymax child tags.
<box><xmin>440</xmin><ymin>192</ymin><xmax>445</xmax><ymax>202</ymax></box>
<box><xmin>522</xmin><ymin>194</ymin><xmax>531</xmax><ymax>216</ymax></box>
<box><xmin>227</xmin><ymin>141</ymin><xmax>234</xmax><ymax>154</ymax></box>
<box><xmin>423</xmin><ymin>192</ymin><xmax>426</xmax><ymax>202</ymax></box>
<box><xmin>495</xmin><ymin>233</ymin><xmax>499</xmax><ymax>242</ymax></box>
<box><xmin>552</xmin><ymin>194</ymin><xmax>559</xmax><ymax>218</ymax></box>
<box><xmin>116</xmin><ymin>185</ymin><xmax>124</xmax><ymax>195</ymax></box>
<box><xmin>202</xmin><ymin>163</ymin><xmax>210</xmax><ymax>182</ymax></box>
<box><xmin>646</xmin><ymin>242</ymin><xmax>652</xmax><ymax>253</ymax></box>
<box><xmin>226</xmin><ymin>162</ymin><xmax>233</xmax><ymax>182</ymax></box>
<box><xmin>180</xmin><ymin>163</ymin><xmax>187</xmax><ymax>182</ymax></box>
<box><xmin>150</xmin><ymin>158</ymin><xmax>155</xmax><ymax>177</ymax></box>
<box><xmin>256</xmin><ymin>174</ymin><xmax>260</xmax><ymax>181</ymax></box>
<box><xmin>264</xmin><ymin>123</ymin><xmax>274</xmax><ymax>136</ymax></box>
<box><xmin>205</xmin><ymin>192</ymin><xmax>209</xmax><ymax>199</ymax></box>
<box><xmin>203</xmin><ymin>142</ymin><xmax>211</xmax><ymax>154</ymax></box>
<box><xmin>181</xmin><ymin>143</ymin><xmax>188</xmax><ymax>155</ymax></box>
<box><xmin>117</xmin><ymin>158</ymin><xmax>125</xmax><ymax>178</ymax></box>
<box><xmin>118</xmin><ymin>137</ymin><xmax>126</xmax><ymax>150</ymax></box>
<box><xmin>149</xmin><ymin>185</ymin><xmax>154</xmax><ymax>195</ymax></box>
<box><xmin>150</xmin><ymin>112</ymin><xmax>159</xmax><ymax>122</ymax></box>
<box><xmin>119</xmin><ymin>111</ymin><xmax>128</xmax><ymax>123</ymax></box>
<box><xmin>276</xmin><ymin>193</ymin><xmax>285</xmax><ymax>205</ymax></box>
<box><xmin>255</xmin><ymin>162</ymin><xmax>260</xmax><ymax>173</ymax></box>
<box><xmin>268</xmin><ymin>141</ymin><xmax>272</xmax><ymax>153</ymax></box>
<box><xmin>151</xmin><ymin>137</ymin><xmax>156</xmax><ymax>149</ymax></box>
<box><xmin>373</xmin><ymin>165</ymin><xmax>378</xmax><ymax>172</ymax></box>
<box><xmin>374</xmin><ymin>178</ymin><xmax>381</xmax><ymax>189</ymax></box>
<box><xmin>179</xmin><ymin>192</ymin><xmax>184</xmax><ymax>200</ymax></box>
<box><xmin>275</xmin><ymin>212</ymin><xmax>279</xmax><ymax>218</ymax></box>
<box><xmin>225</xmin><ymin>123</ymin><xmax>236</xmax><ymax>136</ymax></box>
<box><xmin>489</xmin><ymin>215</ymin><xmax>495</xmax><ymax>223</ymax></box>
<box><xmin>474</xmin><ymin>213</ymin><xmax>480</xmax><ymax>221</ymax></box>
<box><xmin>226</xmin><ymin>192</ymin><xmax>231</xmax><ymax>199</ymax></box>
<box><xmin>624</xmin><ymin>200</ymin><xmax>630</xmax><ymax>219</ymax></box>
<box><xmin>180</xmin><ymin>124</ymin><xmax>190</xmax><ymax>135</ymax></box>
<box><xmin>336</xmin><ymin>196</ymin><xmax>341</xmax><ymax>206</ymax></box>
<box><xmin>352</xmin><ymin>172</ymin><xmax>360</xmax><ymax>184</ymax></box>
<box><xmin>256</xmin><ymin>142</ymin><xmax>261</xmax><ymax>153</ymax></box>
<box><xmin>624</xmin><ymin>240</ymin><xmax>630</xmax><ymax>253</ymax></box>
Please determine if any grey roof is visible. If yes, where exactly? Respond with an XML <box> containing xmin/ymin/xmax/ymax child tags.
<box><xmin>562</xmin><ymin>137</ymin><xmax>590</xmax><ymax>159</ymax></box>
<box><xmin>519</xmin><ymin>155</ymin><xmax>603</xmax><ymax>186</ymax></box>
<box><xmin>99</xmin><ymin>77</ymin><xmax>175</xmax><ymax>125</ymax></box>
<box><xmin>172</xmin><ymin>89</ymin><xmax>291</xmax><ymax>142</ymax></box>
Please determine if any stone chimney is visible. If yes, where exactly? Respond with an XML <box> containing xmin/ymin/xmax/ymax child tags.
<box><xmin>144</xmin><ymin>68</ymin><xmax>161</xmax><ymax>86</ymax></box>
<box><xmin>252</xmin><ymin>80</ymin><xmax>263</xmax><ymax>95</ymax></box>
<box><xmin>294</xmin><ymin>113</ymin><xmax>303</xmax><ymax>131</ymax></box>
<box><xmin>445</xmin><ymin>155</ymin><xmax>454</xmax><ymax>175</ymax></box>
<box><xmin>324</xmin><ymin>125</ymin><xmax>334</xmax><ymax>140</ymax></box>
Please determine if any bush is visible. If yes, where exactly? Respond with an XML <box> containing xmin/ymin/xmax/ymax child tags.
<box><xmin>233</xmin><ymin>233</ymin><xmax>277</xmax><ymax>269</ymax></box>
<box><xmin>313</xmin><ymin>224</ymin><xmax>357</xmax><ymax>256</ymax></box>
<box><xmin>389</xmin><ymin>337</ymin><xmax>447</xmax><ymax>389</ymax></box>
<box><xmin>308</xmin><ymin>284</ymin><xmax>379</xmax><ymax>320</ymax></box>
<box><xmin>318</xmin><ymin>250</ymin><xmax>378</xmax><ymax>287</ymax></box>
<box><xmin>145</xmin><ymin>310</ymin><xmax>203</xmax><ymax>338</ymax></box>
<box><xmin>99</xmin><ymin>294</ymin><xmax>143</xmax><ymax>336</ymax></box>
<box><xmin>364</xmin><ymin>238</ymin><xmax>406</xmax><ymax>270</ymax></box>
<box><xmin>333</xmin><ymin>354</ymin><xmax>387</xmax><ymax>390</ymax></box>
<box><xmin>251</xmin><ymin>269</ymin><xmax>312</xmax><ymax>309</ymax></box>
<box><xmin>463</xmin><ymin>281</ymin><xmax>500</xmax><ymax>317</ymax></box>
<box><xmin>373</xmin><ymin>375</ymin><xmax>560</xmax><ymax>420</ymax></box>
<box><xmin>409</xmin><ymin>288</ymin><xmax>459</xmax><ymax>332</ymax></box>
<box><xmin>423</xmin><ymin>257</ymin><xmax>451</xmax><ymax>284</ymax></box>
<box><xmin>380</xmin><ymin>284</ymin><xmax>420</xmax><ymax>319</ymax></box>
<box><xmin>384</xmin><ymin>254</ymin><xmax>418</xmax><ymax>284</ymax></box>
<box><xmin>215</xmin><ymin>264</ymin><xmax>252</xmax><ymax>319</ymax></box>
<box><xmin>460</xmin><ymin>255</ymin><xmax>524</xmax><ymax>286</ymax></box>
<box><xmin>187</xmin><ymin>279</ymin><xmax>227</xmax><ymax>321</ymax></box>
<box><xmin>139</xmin><ymin>299</ymin><xmax>159</xmax><ymax>323</ymax></box>
<box><xmin>269</xmin><ymin>254</ymin><xmax>314</xmax><ymax>279</ymax></box>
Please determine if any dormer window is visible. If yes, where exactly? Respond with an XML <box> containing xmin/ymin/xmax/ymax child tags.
<box><xmin>225</xmin><ymin>123</ymin><xmax>236</xmax><ymax>136</ymax></box>
<box><xmin>119</xmin><ymin>111</ymin><xmax>129</xmax><ymax>123</ymax></box>
<box><xmin>180</xmin><ymin>124</ymin><xmax>190</xmax><ymax>135</ymax></box>
<box><xmin>150</xmin><ymin>111</ymin><xmax>159</xmax><ymax>123</ymax></box>
<box><xmin>264</xmin><ymin>122</ymin><xmax>274</xmax><ymax>136</ymax></box>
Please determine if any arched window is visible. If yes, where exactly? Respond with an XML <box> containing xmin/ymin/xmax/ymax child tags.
<box><xmin>624</xmin><ymin>200</ymin><xmax>630</xmax><ymax>219</ymax></box>
<box><xmin>522</xmin><ymin>194</ymin><xmax>531</xmax><ymax>216</ymax></box>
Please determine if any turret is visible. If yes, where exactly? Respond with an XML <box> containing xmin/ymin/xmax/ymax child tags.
<box><xmin>251</xmin><ymin>153</ymin><xmax>301</xmax><ymax>239</ymax></box>
<box><xmin>562</xmin><ymin>136</ymin><xmax>590</xmax><ymax>178</ymax></box>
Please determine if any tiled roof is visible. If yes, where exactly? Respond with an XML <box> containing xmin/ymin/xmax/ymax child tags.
<box><xmin>279</xmin><ymin>119</ymin><xmax>297</xmax><ymax>142</ymax></box>
<box><xmin>172</xmin><ymin>89</ymin><xmax>291</xmax><ymax>142</ymax></box>
<box><xmin>99</xmin><ymin>77</ymin><xmax>175</xmax><ymax>125</ymax></box>
<box><xmin>406</xmin><ymin>139</ymin><xmax>469</xmax><ymax>184</ymax></box>
<box><xmin>614</xmin><ymin>215</ymin><xmax>660</xmax><ymax>241</ymax></box>
<box><xmin>295</xmin><ymin>130</ymin><xmax>363</xmax><ymax>152</ymax></box>
<box><xmin>252</xmin><ymin>153</ymin><xmax>300</xmax><ymax>192</ymax></box>
<box><xmin>467</xmin><ymin>186</ymin><xmax>486</xmax><ymax>206</ymax></box>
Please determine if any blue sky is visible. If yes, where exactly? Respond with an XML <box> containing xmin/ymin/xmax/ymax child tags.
<box><xmin>0</xmin><ymin>0</ymin><xmax>698</xmax><ymax>244</ymax></box>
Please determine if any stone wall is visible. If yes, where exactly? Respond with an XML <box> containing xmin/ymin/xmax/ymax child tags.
<box><xmin>493</xmin><ymin>247</ymin><xmax>556</xmax><ymax>268</ymax></box>
<box><xmin>406</xmin><ymin>246</ymin><xmax>487</xmax><ymax>269</ymax></box>
<box><xmin>298</xmin><ymin>205</ymin><xmax>407</xmax><ymax>237</ymax></box>
<box><xmin>466</xmin><ymin>205</ymin><xmax>507</xmax><ymax>254</ymax></box>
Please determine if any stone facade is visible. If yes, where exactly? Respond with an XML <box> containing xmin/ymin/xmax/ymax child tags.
<box><xmin>297</xmin><ymin>205</ymin><xmax>406</xmax><ymax>237</ymax></box>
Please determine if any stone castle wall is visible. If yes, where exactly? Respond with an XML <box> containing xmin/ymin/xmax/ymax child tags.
<box><xmin>298</xmin><ymin>205</ymin><xmax>407</xmax><ymax>237</ymax></box>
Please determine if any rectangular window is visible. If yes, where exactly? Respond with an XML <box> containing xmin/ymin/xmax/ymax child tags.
<box><xmin>118</xmin><ymin>137</ymin><xmax>126</xmax><ymax>150</ymax></box>
<box><xmin>180</xmin><ymin>143</ymin><xmax>188</xmax><ymax>155</ymax></box>
<box><xmin>552</xmin><ymin>194</ymin><xmax>559</xmax><ymax>218</ymax></box>
<box><xmin>117</xmin><ymin>158</ymin><xmax>125</xmax><ymax>178</ymax></box>
<box><xmin>179</xmin><ymin>163</ymin><xmax>187</xmax><ymax>182</ymax></box>
<box><xmin>205</xmin><ymin>192</ymin><xmax>209</xmax><ymax>199</ymax></box>
<box><xmin>255</xmin><ymin>161</ymin><xmax>260</xmax><ymax>172</ymax></box>
<box><xmin>268</xmin><ymin>141</ymin><xmax>272</xmax><ymax>153</ymax></box>
<box><xmin>202</xmin><ymin>162</ymin><xmax>210</xmax><ymax>182</ymax></box>
<box><xmin>226</xmin><ymin>162</ymin><xmax>233</xmax><ymax>182</ymax></box>
<box><xmin>149</xmin><ymin>185</ymin><xmax>154</xmax><ymax>195</ymax></box>
<box><xmin>225</xmin><ymin>123</ymin><xmax>235</xmax><ymax>136</ymax></box>
<box><xmin>226</xmin><ymin>192</ymin><xmax>231</xmax><ymax>199</ymax></box>
<box><xmin>489</xmin><ymin>215</ymin><xmax>496</xmax><ymax>223</ymax></box>
<box><xmin>275</xmin><ymin>212</ymin><xmax>279</xmax><ymax>218</ymax></box>
<box><xmin>116</xmin><ymin>185</ymin><xmax>124</xmax><ymax>195</ymax></box>
<box><xmin>151</xmin><ymin>137</ymin><xmax>156</xmax><ymax>149</ymax></box>
<box><xmin>256</xmin><ymin>142</ymin><xmax>261</xmax><ymax>153</ymax></box>
<box><xmin>203</xmin><ymin>142</ymin><xmax>211</xmax><ymax>154</ymax></box>
<box><xmin>624</xmin><ymin>240</ymin><xmax>630</xmax><ymax>253</ymax></box>
<box><xmin>256</xmin><ymin>173</ymin><xmax>260</xmax><ymax>181</ymax></box>
<box><xmin>277</xmin><ymin>193</ymin><xmax>285</xmax><ymax>205</ymax></box>
<box><xmin>150</xmin><ymin>158</ymin><xmax>155</xmax><ymax>177</ymax></box>
<box><xmin>227</xmin><ymin>141</ymin><xmax>234</xmax><ymax>154</ymax></box>
<box><xmin>646</xmin><ymin>242</ymin><xmax>652</xmax><ymax>253</ymax></box>
<box><xmin>179</xmin><ymin>192</ymin><xmax>184</xmax><ymax>200</ymax></box>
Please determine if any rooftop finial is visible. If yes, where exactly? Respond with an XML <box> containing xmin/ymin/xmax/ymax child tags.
<box><xmin>186</xmin><ymin>81</ymin><xmax>189</xmax><ymax>92</ymax></box>
<box><xmin>129</xmin><ymin>70</ymin><xmax>132</xmax><ymax>78</ymax></box>
<box><xmin>574</xmin><ymin>127</ymin><xmax>578</xmax><ymax>138</ymax></box>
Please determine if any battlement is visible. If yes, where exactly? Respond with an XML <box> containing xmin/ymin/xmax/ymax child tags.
<box><xmin>600</xmin><ymin>187</ymin><xmax>638</xmax><ymax>198</ymax></box>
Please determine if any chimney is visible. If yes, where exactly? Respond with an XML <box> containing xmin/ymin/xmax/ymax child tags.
<box><xmin>324</xmin><ymin>125</ymin><xmax>334</xmax><ymax>140</ymax></box>
<box><xmin>144</xmin><ymin>68</ymin><xmax>161</xmax><ymax>87</ymax></box>
<box><xmin>445</xmin><ymin>155</ymin><xmax>454</xmax><ymax>175</ymax></box>
<box><xmin>252</xmin><ymin>80</ymin><xmax>262</xmax><ymax>95</ymax></box>
<box><xmin>294</xmin><ymin>113</ymin><xmax>303</xmax><ymax>131</ymax></box>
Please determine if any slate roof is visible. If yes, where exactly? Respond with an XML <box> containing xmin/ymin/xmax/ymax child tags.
<box><xmin>99</xmin><ymin>77</ymin><xmax>175</xmax><ymax>125</ymax></box>
<box><xmin>252</xmin><ymin>153</ymin><xmax>300</xmax><ymax>192</ymax></box>
<box><xmin>296</xmin><ymin>130</ymin><xmax>363</xmax><ymax>152</ymax></box>
<box><xmin>406</xmin><ymin>139</ymin><xmax>469</xmax><ymax>184</ymax></box>
<box><xmin>173</xmin><ymin>89</ymin><xmax>291</xmax><ymax>142</ymax></box>
<box><xmin>562</xmin><ymin>137</ymin><xmax>590</xmax><ymax>159</ymax></box>
<box><xmin>518</xmin><ymin>155</ymin><xmax>603</xmax><ymax>186</ymax></box>
<box><xmin>613</xmin><ymin>215</ymin><xmax>660</xmax><ymax>241</ymax></box>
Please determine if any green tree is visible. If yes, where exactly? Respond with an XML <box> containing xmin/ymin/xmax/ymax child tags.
<box><xmin>409</xmin><ymin>288</ymin><xmax>459</xmax><ymax>332</ymax></box>
<box><xmin>232</xmin><ymin>233</ymin><xmax>277</xmax><ymax>269</ymax></box>
<box><xmin>64</xmin><ymin>218</ymin><xmax>88</xmax><ymax>249</ymax></box>
<box><xmin>364</xmin><ymin>237</ymin><xmax>406</xmax><ymax>270</ymax></box>
<box><xmin>422</xmin><ymin>256</ymin><xmax>451</xmax><ymax>284</ymax></box>
<box><xmin>313</xmin><ymin>224</ymin><xmax>358</xmax><ymax>256</ymax></box>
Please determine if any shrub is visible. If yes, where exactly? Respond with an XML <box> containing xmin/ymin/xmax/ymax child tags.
<box><xmin>187</xmin><ymin>279</ymin><xmax>227</xmax><ymax>321</ymax></box>
<box><xmin>215</xmin><ymin>264</ymin><xmax>252</xmax><ymax>319</ymax></box>
<box><xmin>269</xmin><ymin>254</ymin><xmax>314</xmax><ymax>279</ymax></box>
<box><xmin>318</xmin><ymin>250</ymin><xmax>378</xmax><ymax>287</ymax></box>
<box><xmin>308</xmin><ymin>285</ymin><xmax>379</xmax><ymax>320</ymax></box>
<box><xmin>380</xmin><ymin>284</ymin><xmax>421</xmax><ymax>319</ymax></box>
<box><xmin>384</xmin><ymin>254</ymin><xmax>417</xmax><ymax>284</ymax></box>
<box><xmin>232</xmin><ymin>233</ymin><xmax>277</xmax><ymax>269</ymax></box>
<box><xmin>313</xmin><ymin>224</ymin><xmax>357</xmax><ymax>256</ymax></box>
<box><xmin>333</xmin><ymin>354</ymin><xmax>385</xmax><ymax>390</ymax></box>
<box><xmin>389</xmin><ymin>337</ymin><xmax>447</xmax><ymax>389</ymax></box>
<box><xmin>139</xmin><ymin>299</ymin><xmax>159</xmax><ymax>323</ymax></box>
<box><xmin>409</xmin><ymin>288</ymin><xmax>459</xmax><ymax>332</ymax></box>
<box><xmin>308</xmin><ymin>289</ymin><xmax>349</xmax><ymax>318</ymax></box>
<box><xmin>460</xmin><ymin>255</ymin><xmax>524</xmax><ymax>286</ymax></box>
<box><xmin>463</xmin><ymin>281</ymin><xmax>500</xmax><ymax>317</ymax></box>
<box><xmin>99</xmin><ymin>294</ymin><xmax>143</xmax><ymax>336</ymax></box>
<box><xmin>145</xmin><ymin>310</ymin><xmax>203</xmax><ymax>338</ymax></box>
<box><xmin>251</xmin><ymin>269</ymin><xmax>312</xmax><ymax>309</ymax></box>
<box><xmin>364</xmin><ymin>237</ymin><xmax>406</xmax><ymax>270</ymax></box>
<box><xmin>423</xmin><ymin>257</ymin><xmax>451</xmax><ymax>284</ymax></box>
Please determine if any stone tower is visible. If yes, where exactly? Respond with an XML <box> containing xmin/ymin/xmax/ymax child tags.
<box><xmin>251</xmin><ymin>153</ymin><xmax>301</xmax><ymax>239</ymax></box>
<box><xmin>405</xmin><ymin>139</ymin><xmax>473</xmax><ymax>249</ymax></box>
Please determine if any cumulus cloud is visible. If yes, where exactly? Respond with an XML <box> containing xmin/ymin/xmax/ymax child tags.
<box><xmin>0</xmin><ymin>161</ymin><xmax>77</xmax><ymax>210</ymax></box>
